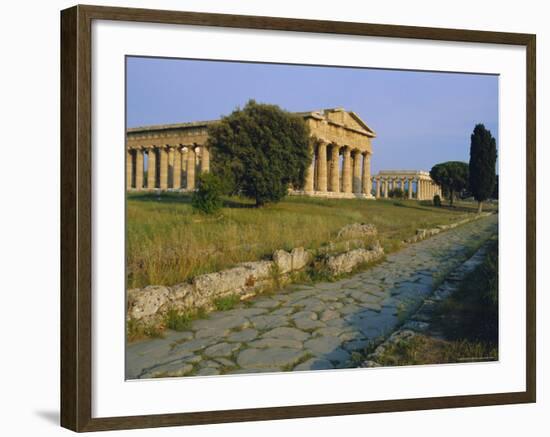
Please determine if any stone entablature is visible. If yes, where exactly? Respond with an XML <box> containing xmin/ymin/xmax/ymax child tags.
<box><xmin>126</xmin><ymin>108</ymin><xmax>376</xmax><ymax>199</ymax></box>
<box><xmin>372</xmin><ymin>170</ymin><xmax>442</xmax><ymax>200</ymax></box>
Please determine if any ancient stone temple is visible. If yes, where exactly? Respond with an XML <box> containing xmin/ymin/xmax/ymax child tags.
<box><xmin>126</xmin><ymin>107</ymin><xmax>376</xmax><ymax>198</ymax></box>
<box><xmin>372</xmin><ymin>170</ymin><xmax>443</xmax><ymax>200</ymax></box>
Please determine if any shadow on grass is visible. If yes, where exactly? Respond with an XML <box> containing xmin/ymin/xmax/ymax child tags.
<box><xmin>127</xmin><ymin>192</ymin><xmax>259</xmax><ymax>209</ymax></box>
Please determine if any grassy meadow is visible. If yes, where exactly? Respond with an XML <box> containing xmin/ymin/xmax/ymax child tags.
<box><xmin>126</xmin><ymin>192</ymin><xmax>492</xmax><ymax>289</ymax></box>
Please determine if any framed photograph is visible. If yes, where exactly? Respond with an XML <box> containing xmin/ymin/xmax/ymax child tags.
<box><xmin>60</xmin><ymin>4</ymin><xmax>536</xmax><ymax>432</ymax></box>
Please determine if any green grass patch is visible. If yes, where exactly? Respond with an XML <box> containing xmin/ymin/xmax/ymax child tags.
<box><xmin>372</xmin><ymin>335</ymin><xmax>497</xmax><ymax>366</ymax></box>
<box><xmin>434</xmin><ymin>236</ymin><xmax>499</xmax><ymax>344</ymax></box>
<box><xmin>213</xmin><ymin>294</ymin><xmax>241</xmax><ymax>311</ymax></box>
<box><xmin>127</xmin><ymin>192</ymin><xmax>487</xmax><ymax>288</ymax></box>
<box><xmin>165</xmin><ymin>307</ymin><xmax>208</xmax><ymax>332</ymax></box>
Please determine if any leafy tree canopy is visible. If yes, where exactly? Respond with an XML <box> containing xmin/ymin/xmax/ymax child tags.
<box><xmin>469</xmin><ymin>123</ymin><xmax>497</xmax><ymax>212</ymax></box>
<box><xmin>429</xmin><ymin>161</ymin><xmax>469</xmax><ymax>206</ymax></box>
<box><xmin>207</xmin><ymin>100</ymin><xmax>311</xmax><ymax>206</ymax></box>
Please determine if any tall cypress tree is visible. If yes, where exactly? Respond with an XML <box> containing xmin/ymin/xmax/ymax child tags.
<box><xmin>469</xmin><ymin>124</ymin><xmax>497</xmax><ymax>213</ymax></box>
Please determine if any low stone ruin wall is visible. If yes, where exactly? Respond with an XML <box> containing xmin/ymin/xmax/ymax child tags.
<box><xmin>403</xmin><ymin>212</ymin><xmax>493</xmax><ymax>244</ymax></box>
<box><xmin>127</xmin><ymin>222</ymin><xmax>384</xmax><ymax>327</ymax></box>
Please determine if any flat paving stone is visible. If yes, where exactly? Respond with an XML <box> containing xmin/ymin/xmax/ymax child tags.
<box><xmin>203</xmin><ymin>342</ymin><xmax>242</xmax><ymax>358</ymax></box>
<box><xmin>192</xmin><ymin>315</ymin><xmax>250</xmax><ymax>331</ymax></box>
<box><xmin>304</xmin><ymin>336</ymin><xmax>342</xmax><ymax>355</ymax></box>
<box><xmin>294</xmin><ymin>358</ymin><xmax>334</xmax><ymax>371</ymax></box>
<box><xmin>227</xmin><ymin>328</ymin><xmax>258</xmax><ymax>343</ymax></box>
<box><xmin>250</xmin><ymin>315</ymin><xmax>289</xmax><ymax>330</ymax></box>
<box><xmin>142</xmin><ymin>361</ymin><xmax>194</xmax><ymax>378</ymax></box>
<box><xmin>237</xmin><ymin>348</ymin><xmax>308</xmax><ymax>369</ymax></box>
<box><xmin>293</xmin><ymin>317</ymin><xmax>325</xmax><ymax>331</ymax></box>
<box><xmin>249</xmin><ymin>338</ymin><xmax>303</xmax><ymax>349</ymax></box>
<box><xmin>262</xmin><ymin>327</ymin><xmax>310</xmax><ymax>342</ymax></box>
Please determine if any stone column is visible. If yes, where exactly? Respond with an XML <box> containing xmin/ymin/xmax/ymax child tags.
<box><xmin>304</xmin><ymin>140</ymin><xmax>315</xmax><ymax>193</ymax></box>
<box><xmin>186</xmin><ymin>146</ymin><xmax>196</xmax><ymax>190</ymax></box>
<box><xmin>201</xmin><ymin>147</ymin><xmax>210</xmax><ymax>173</ymax></box>
<box><xmin>147</xmin><ymin>147</ymin><xmax>157</xmax><ymax>189</ymax></box>
<box><xmin>181</xmin><ymin>148</ymin><xmax>188</xmax><ymax>188</ymax></box>
<box><xmin>317</xmin><ymin>141</ymin><xmax>328</xmax><ymax>192</ymax></box>
<box><xmin>361</xmin><ymin>152</ymin><xmax>371</xmax><ymax>196</ymax></box>
<box><xmin>342</xmin><ymin>147</ymin><xmax>352</xmax><ymax>193</ymax></box>
<box><xmin>126</xmin><ymin>149</ymin><xmax>133</xmax><ymax>190</ymax></box>
<box><xmin>375</xmin><ymin>177</ymin><xmax>381</xmax><ymax>198</ymax></box>
<box><xmin>408</xmin><ymin>177</ymin><xmax>413</xmax><ymax>199</ymax></box>
<box><xmin>352</xmin><ymin>150</ymin><xmax>362</xmax><ymax>194</ymax></box>
<box><xmin>329</xmin><ymin>144</ymin><xmax>340</xmax><ymax>192</ymax></box>
<box><xmin>168</xmin><ymin>146</ymin><xmax>175</xmax><ymax>188</ymax></box>
<box><xmin>159</xmin><ymin>146</ymin><xmax>168</xmax><ymax>190</ymax></box>
<box><xmin>172</xmin><ymin>146</ymin><xmax>182</xmax><ymax>190</ymax></box>
<box><xmin>135</xmin><ymin>147</ymin><xmax>144</xmax><ymax>190</ymax></box>
<box><xmin>383</xmin><ymin>179</ymin><xmax>389</xmax><ymax>198</ymax></box>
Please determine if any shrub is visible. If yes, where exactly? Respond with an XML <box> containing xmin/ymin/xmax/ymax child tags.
<box><xmin>191</xmin><ymin>173</ymin><xmax>223</xmax><ymax>214</ymax></box>
<box><xmin>389</xmin><ymin>187</ymin><xmax>405</xmax><ymax>199</ymax></box>
<box><xmin>433</xmin><ymin>194</ymin><xmax>442</xmax><ymax>207</ymax></box>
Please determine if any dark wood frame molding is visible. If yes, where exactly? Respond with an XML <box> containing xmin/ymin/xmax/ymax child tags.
<box><xmin>60</xmin><ymin>4</ymin><xmax>536</xmax><ymax>432</ymax></box>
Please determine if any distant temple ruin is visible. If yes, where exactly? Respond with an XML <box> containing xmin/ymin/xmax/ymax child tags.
<box><xmin>126</xmin><ymin>107</ymin><xmax>441</xmax><ymax>200</ymax></box>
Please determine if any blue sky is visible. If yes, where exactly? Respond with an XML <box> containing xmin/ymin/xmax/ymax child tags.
<box><xmin>126</xmin><ymin>57</ymin><xmax>498</xmax><ymax>174</ymax></box>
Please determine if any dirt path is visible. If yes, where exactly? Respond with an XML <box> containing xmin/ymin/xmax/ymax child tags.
<box><xmin>127</xmin><ymin>214</ymin><xmax>498</xmax><ymax>378</ymax></box>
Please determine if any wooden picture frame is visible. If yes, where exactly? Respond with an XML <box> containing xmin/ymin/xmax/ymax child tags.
<box><xmin>60</xmin><ymin>4</ymin><xmax>536</xmax><ymax>432</ymax></box>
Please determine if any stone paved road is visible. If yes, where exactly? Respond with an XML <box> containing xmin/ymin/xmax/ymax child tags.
<box><xmin>127</xmin><ymin>214</ymin><xmax>498</xmax><ymax>379</ymax></box>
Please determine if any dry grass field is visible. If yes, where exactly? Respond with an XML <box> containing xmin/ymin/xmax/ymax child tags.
<box><xmin>126</xmin><ymin>193</ymin><xmax>493</xmax><ymax>289</ymax></box>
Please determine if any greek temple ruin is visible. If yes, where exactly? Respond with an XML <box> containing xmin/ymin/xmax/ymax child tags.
<box><xmin>372</xmin><ymin>170</ymin><xmax>442</xmax><ymax>200</ymax></box>
<box><xmin>126</xmin><ymin>108</ymin><xmax>375</xmax><ymax>198</ymax></box>
<box><xmin>126</xmin><ymin>107</ymin><xmax>442</xmax><ymax>200</ymax></box>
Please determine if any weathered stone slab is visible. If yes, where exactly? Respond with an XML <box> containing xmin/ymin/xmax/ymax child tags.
<box><xmin>325</xmin><ymin>244</ymin><xmax>384</xmax><ymax>275</ymax></box>
<box><xmin>203</xmin><ymin>342</ymin><xmax>242</xmax><ymax>358</ymax></box>
<box><xmin>262</xmin><ymin>327</ymin><xmax>310</xmax><ymax>342</ymax></box>
<box><xmin>249</xmin><ymin>338</ymin><xmax>303</xmax><ymax>349</ymax></box>
<box><xmin>250</xmin><ymin>314</ymin><xmax>289</xmax><ymax>330</ymax></box>
<box><xmin>192</xmin><ymin>315</ymin><xmax>250</xmax><ymax>331</ymax></box>
<box><xmin>273</xmin><ymin>249</ymin><xmax>292</xmax><ymax>274</ymax></box>
<box><xmin>237</xmin><ymin>348</ymin><xmax>308</xmax><ymax>369</ymax></box>
<box><xmin>337</xmin><ymin>223</ymin><xmax>377</xmax><ymax>240</ymax></box>
<box><xmin>294</xmin><ymin>358</ymin><xmax>334</xmax><ymax>371</ymax></box>
<box><xmin>141</xmin><ymin>361</ymin><xmax>194</xmax><ymax>379</ymax></box>
<box><xmin>291</xmin><ymin>247</ymin><xmax>312</xmax><ymax>271</ymax></box>
<box><xmin>305</xmin><ymin>336</ymin><xmax>342</xmax><ymax>355</ymax></box>
<box><xmin>227</xmin><ymin>328</ymin><xmax>259</xmax><ymax>343</ymax></box>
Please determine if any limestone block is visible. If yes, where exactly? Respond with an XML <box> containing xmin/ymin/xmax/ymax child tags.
<box><xmin>290</xmin><ymin>247</ymin><xmax>312</xmax><ymax>271</ymax></box>
<box><xmin>336</xmin><ymin>223</ymin><xmax>378</xmax><ymax>240</ymax></box>
<box><xmin>193</xmin><ymin>260</ymin><xmax>274</xmax><ymax>298</ymax></box>
<box><xmin>325</xmin><ymin>243</ymin><xmax>384</xmax><ymax>275</ymax></box>
<box><xmin>273</xmin><ymin>249</ymin><xmax>292</xmax><ymax>274</ymax></box>
<box><xmin>127</xmin><ymin>285</ymin><xmax>171</xmax><ymax>322</ymax></box>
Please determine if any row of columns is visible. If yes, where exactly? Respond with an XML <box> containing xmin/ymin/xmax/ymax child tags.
<box><xmin>304</xmin><ymin>139</ymin><xmax>372</xmax><ymax>196</ymax></box>
<box><xmin>372</xmin><ymin>176</ymin><xmax>442</xmax><ymax>200</ymax></box>
<box><xmin>126</xmin><ymin>145</ymin><xmax>209</xmax><ymax>191</ymax></box>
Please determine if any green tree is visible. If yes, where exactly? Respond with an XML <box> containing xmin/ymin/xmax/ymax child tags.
<box><xmin>429</xmin><ymin>161</ymin><xmax>469</xmax><ymax>206</ymax></box>
<box><xmin>469</xmin><ymin>124</ymin><xmax>497</xmax><ymax>213</ymax></box>
<box><xmin>207</xmin><ymin>100</ymin><xmax>311</xmax><ymax>206</ymax></box>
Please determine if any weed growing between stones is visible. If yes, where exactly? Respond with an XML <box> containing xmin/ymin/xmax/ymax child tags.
<box><xmin>165</xmin><ymin>307</ymin><xmax>208</xmax><ymax>332</ymax></box>
<box><xmin>126</xmin><ymin>318</ymin><xmax>165</xmax><ymax>342</ymax></box>
<box><xmin>213</xmin><ymin>294</ymin><xmax>241</xmax><ymax>311</ymax></box>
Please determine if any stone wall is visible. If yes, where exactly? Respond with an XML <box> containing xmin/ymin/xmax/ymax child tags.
<box><xmin>403</xmin><ymin>212</ymin><xmax>493</xmax><ymax>244</ymax></box>
<box><xmin>127</xmin><ymin>223</ymin><xmax>384</xmax><ymax>327</ymax></box>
